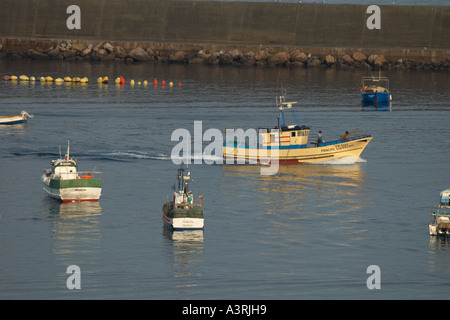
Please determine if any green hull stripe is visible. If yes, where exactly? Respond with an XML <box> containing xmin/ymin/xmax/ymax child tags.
<box><xmin>48</xmin><ymin>179</ymin><xmax>101</xmax><ymax>189</ymax></box>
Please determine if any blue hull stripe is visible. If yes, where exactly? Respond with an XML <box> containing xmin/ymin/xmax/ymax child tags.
<box><xmin>0</xmin><ymin>119</ymin><xmax>26</xmax><ymax>125</ymax></box>
<box><xmin>223</xmin><ymin>143</ymin><xmax>308</xmax><ymax>150</ymax></box>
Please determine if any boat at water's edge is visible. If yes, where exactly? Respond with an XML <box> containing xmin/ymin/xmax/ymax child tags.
<box><xmin>42</xmin><ymin>140</ymin><xmax>102</xmax><ymax>202</ymax></box>
<box><xmin>0</xmin><ymin>111</ymin><xmax>34</xmax><ymax>125</ymax></box>
<box><xmin>429</xmin><ymin>188</ymin><xmax>450</xmax><ymax>236</ymax></box>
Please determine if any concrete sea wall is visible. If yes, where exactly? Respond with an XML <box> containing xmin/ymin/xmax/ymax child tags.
<box><xmin>0</xmin><ymin>0</ymin><xmax>449</xmax><ymax>70</ymax></box>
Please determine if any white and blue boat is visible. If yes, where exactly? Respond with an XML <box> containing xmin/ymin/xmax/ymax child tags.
<box><xmin>0</xmin><ymin>111</ymin><xmax>34</xmax><ymax>125</ymax></box>
<box><xmin>361</xmin><ymin>74</ymin><xmax>391</xmax><ymax>103</ymax></box>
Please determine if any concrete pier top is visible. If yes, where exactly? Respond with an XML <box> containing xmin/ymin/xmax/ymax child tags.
<box><xmin>0</xmin><ymin>1</ymin><xmax>448</xmax><ymax>50</ymax></box>
<box><xmin>0</xmin><ymin>1</ymin><xmax>448</xmax><ymax>69</ymax></box>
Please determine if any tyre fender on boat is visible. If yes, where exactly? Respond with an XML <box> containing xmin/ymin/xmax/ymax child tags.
<box><xmin>1</xmin><ymin>75</ymin><xmax>10</xmax><ymax>81</ymax></box>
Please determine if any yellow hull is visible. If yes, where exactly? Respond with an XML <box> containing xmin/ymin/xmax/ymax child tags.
<box><xmin>223</xmin><ymin>136</ymin><xmax>372</xmax><ymax>165</ymax></box>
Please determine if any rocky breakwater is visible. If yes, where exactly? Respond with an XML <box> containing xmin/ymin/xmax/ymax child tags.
<box><xmin>1</xmin><ymin>39</ymin><xmax>449</xmax><ymax>71</ymax></box>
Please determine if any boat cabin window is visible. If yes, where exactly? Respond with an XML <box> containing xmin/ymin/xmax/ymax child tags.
<box><xmin>441</xmin><ymin>196</ymin><xmax>450</xmax><ymax>206</ymax></box>
<box><xmin>291</xmin><ymin>132</ymin><xmax>296</xmax><ymax>137</ymax></box>
<box><xmin>271</xmin><ymin>134</ymin><xmax>276</xmax><ymax>143</ymax></box>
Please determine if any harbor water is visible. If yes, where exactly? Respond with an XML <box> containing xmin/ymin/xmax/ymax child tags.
<box><xmin>0</xmin><ymin>60</ymin><xmax>449</xmax><ymax>299</ymax></box>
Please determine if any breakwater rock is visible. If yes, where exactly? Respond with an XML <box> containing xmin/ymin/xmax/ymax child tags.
<box><xmin>1</xmin><ymin>38</ymin><xmax>449</xmax><ymax>71</ymax></box>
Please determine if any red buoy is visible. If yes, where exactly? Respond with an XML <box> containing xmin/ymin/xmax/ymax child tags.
<box><xmin>161</xmin><ymin>80</ymin><xmax>166</xmax><ymax>86</ymax></box>
<box><xmin>153</xmin><ymin>78</ymin><xmax>157</xmax><ymax>86</ymax></box>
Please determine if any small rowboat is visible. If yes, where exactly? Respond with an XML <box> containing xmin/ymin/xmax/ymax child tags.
<box><xmin>0</xmin><ymin>111</ymin><xmax>34</xmax><ymax>125</ymax></box>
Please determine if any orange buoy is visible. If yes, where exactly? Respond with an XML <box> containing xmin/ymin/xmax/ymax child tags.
<box><xmin>153</xmin><ymin>78</ymin><xmax>158</xmax><ymax>86</ymax></box>
<box><xmin>178</xmin><ymin>82</ymin><xmax>182</xmax><ymax>87</ymax></box>
<box><xmin>161</xmin><ymin>80</ymin><xmax>166</xmax><ymax>86</ymax></box>
<box><xmin>120</xmin><ymin>76</ymin><xmax>125</xmax><ymax>85</ymax></box>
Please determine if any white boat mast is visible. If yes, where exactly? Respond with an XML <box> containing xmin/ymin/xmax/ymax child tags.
<box><xmin>66</xmin><ymin>140</ymin><xmax>70</xmax><ymax>160</ymax></box>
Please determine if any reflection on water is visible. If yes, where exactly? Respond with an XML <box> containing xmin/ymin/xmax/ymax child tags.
<box><xmin>0</xmin><ymin>122</ymin><xmax>29</xmax><ymax>135</ymax></box>
<box><xmin>361</xmin><ymin>101</ymin><xmax>392</xmax><ymax>112</ymax></box>
<box><xmin>43</xmin><ymin>199</ymin><xmax>103</xmax><ymax>267</ymax></box>
<box><xmin>222</xmin><ymin>160</ymin><xmax>368</xmax><ymax>215</ymax></box>
<box><xmin>428</xmin><ymin>236</ymin><xmax>450</xmax><ymax>277</ymax></box>
<box><xmin>163</xmin><ymin>227</ymin><xmax>204</xmax><ymax>296</ymax></box>
<box><xmin>222</xmin><ymin>161</ymin><xmax>371</xmax><ymax>245</ymax></box>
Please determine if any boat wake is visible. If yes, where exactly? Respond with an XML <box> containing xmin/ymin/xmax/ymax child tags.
<box><xmin>313</xmin><ymin>156</ymin><xmax>366</xmax><ymax>165</ymax></box>
<box><xmin>105</xmin><ymin>151</ymin><xmax>171</xmax><ymax>161</ymax></box>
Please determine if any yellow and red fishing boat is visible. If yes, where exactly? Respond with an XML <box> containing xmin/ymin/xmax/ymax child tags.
<box><xmin>223</xmin><ymin>91</ymin><xmax>372</xmax><ymax>165</ymax></box>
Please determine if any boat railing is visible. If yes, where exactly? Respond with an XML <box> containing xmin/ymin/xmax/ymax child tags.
<box><xmin>430</xmin><ymin>206</ymin><xmax>450</xmax><ymax>224</ymax></box>
<box><xmin>316</xmin><ymin>134</ymin><xmax>372</xmax><ymax>147</ymax></box>
<box><xmin>361</xmin><ymin>76</ymin><xmax>389</xmax><ymax>89</ymax></box>
<box><xmin>173</xmin><ymin>195</ymin><xmax>203</xmax><ymax>208</ymax></box>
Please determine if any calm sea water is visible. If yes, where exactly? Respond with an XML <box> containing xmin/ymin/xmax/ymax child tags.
<box><xmin>0</xmin><ymin>60</ymin><xmax>449</xmax><ymax>300</ymax></box>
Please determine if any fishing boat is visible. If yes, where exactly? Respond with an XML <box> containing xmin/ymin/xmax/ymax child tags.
<box><xmin>222</xmin><ymin>90</ymin><xmax>372</xmax><ymax>165</ymax></box>
<box><xmin>0</xmin><ymin>111</ymin><xmax>34</xmax><ymax>125</ymax></box>
<box><xmin>42</xmin><ymin>140</ymin><xmax>102</xmax><ymax>202</ymax></box>
<box><xmin>429</xmin><ymin>188</ymin><xmax>450</xmax><ymax>236</ymax></box>
<box><xmin>162</xmin><ymin>165</ymin><xmax>204</xmax><ymax>230</ymax></box>
<box><xmin>361</xmin><ymin>73</ymin><xmax>391</xmax><ymax>103</ymax></box>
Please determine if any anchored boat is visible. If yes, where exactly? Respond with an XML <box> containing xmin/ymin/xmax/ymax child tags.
<box><xmin>0</xmin><ymin>111</ymin><xmax>34</xmax><ymax>125</ymax></box>
<box><xmin>361</xmin><ymin>73</ymin><xmax>391</xmax><ymax>103</ymax></box>
<box><xmin>429</xmin><ymin>188</ymin><xmax>450</xmax><ymax>236</ymax></box>
<box><xmin>162</xmin><ymin>165</ymin><xmax>204</xmax><ymax>230</ymax></box>
<box><xmin>223</xmin><ymin>90</ymin><xmax>372</xmax><ymax>165</ymax></box>
<box><xmin>42</xmin><ymin>140</ymin><xmax>102</xmax><ymax>202</ymax></box>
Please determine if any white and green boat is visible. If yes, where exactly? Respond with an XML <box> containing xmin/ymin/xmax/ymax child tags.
<box><xmin>42</xmin><ymin>140</ymin><xmax>102</xmax><ymax>202</ymax></box>
<box><xmin>162</xmin><ymin>165</ymin><xmax>204</xmax><ymax>230</ymax></box>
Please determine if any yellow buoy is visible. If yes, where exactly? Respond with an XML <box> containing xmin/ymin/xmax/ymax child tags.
<box><xmin>40</xmin><ymin>77</ymin><xmax>45</xmax><ymax>82</ymax></box>
<box><xmin>97</xmin><ymin>77</ymin><xmax>103</xmax><ymax>83</ymax></box>
<box><xmin>10</xmin><ymin>75</ymin><xmax>18</xmax><ymax>81</ymax></box>
<box><xmin>55</xmin><ymin>78</ymin><xmax>64</xmax><ymax>84</ymax></box>
<box><xmin>45</xmin><ymin>76</ymin><xmax>53</xmax><ymax>82</ymax></box>
<box><xmin>80</xmin><ymin>77</ymin><xmax>88</xmax><ymax>83</ymax></box>
<box><xmin>115</xmin><ymin>77</ymin><xmax>121</xmax><ymax>84</ymax></box>
<box><xmin>19</xmin><ymin>75</ymin><xmax>29</xmax><ymax>81</ymax></box>
<box><xmin>169</xmin><ymin>82</ymin><xmax>173</xmax><ymax>87</ymax></box>
<box><xmin>102</xmin><ymin>76</ymin><xmax>108</xmax><ymax>84</ymax></box>
<box><xmin>64</xmin><ymin>77</ymin><xmax>72</xmax><ymax>82</ymax></box>
<box><xmin>30</xmin><ymin>76</ymin><xmax>36</xmax><ymax>81</ymax></box>
<box><xmin>143</xmin><ymin>80</ymin><xmax>148</xmax><ymax>86</ymax></box>
<box><xmin>138</xmin><ymin>81</ymin><xmax>141</xmax><ymax>85</ymax></box>
<box><xmin>73</xmin><ymin>77</ymin><xmax>80</xmax><ymax>82</ymax></box>
<box><xmin>130</xmin><ymin>79</ymin><xmax>135</xmax><ymax>85</ymax></box>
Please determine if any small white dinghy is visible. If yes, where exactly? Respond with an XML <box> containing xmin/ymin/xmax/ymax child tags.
<box><xmin>0</xmin><ymin>111</ymin><xmax>34</xmax><ymax>125</ymax></box>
